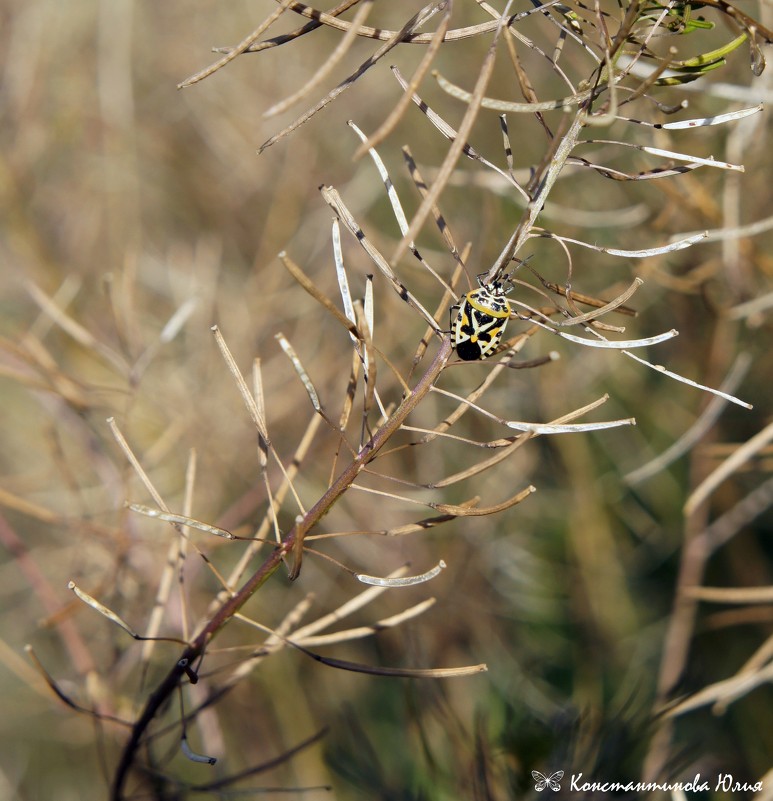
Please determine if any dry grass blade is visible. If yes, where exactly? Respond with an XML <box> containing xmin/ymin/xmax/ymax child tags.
<box><xmin>15</xmin><ymin>0</ymin><xmax>772</xmax><ymax>794</ymax></box>
<box><xmin>107</xmin><ymin>418</ymin><xmax>170</xmax><ymax>512</ymax></box>
<box><xmin>431</xmin><ymin>385</ymin><xmax>635</xmax><ymax>434</ymax></box>
<box><xmin>702</xmin><ymin>474</ymin><xmax>773</xmax><ymax>551</ymax></box>
<box><xmin>132</xmin><ymin>298</ymin><xmax>199</xmax><ymax>381</ymax></box>
<box><xmin>25</xmin><ymin>646</ymin><xmax>132</xmax><ymax>727</ymax></box>
<box><xmin>259</xmin><ymin>1</ymin><xmax>448</xmax><ymax>153</ymax></box>
<box><xmin>393</xmin><ymin>6</ymin><xmax>521</xmax><ymax>266</ymax></box>
<box><xmin>571</xmin><ymin>156</ymin><xmax>705</xmax><ymax>181</ymax></box>
<box><xmin>665</xmin><ymin>661</ymin><xmax>773</xmax><ymax>718</ymax></box>
<box><xmin>0</xmin><ymin>486</ymin><xmax>59</xmax><ymax>525</ymax></box>
<box><xmin>320</xmin><ymin>185</ymin><xmax>442</xmax><ymax>331</ymax></box>
<box><xmin>528</xmin><ymin>275</ymin><xmax>639</xmax><ymax>318</ymax></box>
<box><xmin>486</xmin><ymin>112</ymin><xmax>586</xmax><ymax>281</ymax></box>
<box><xmin>25</xmin><ymin>281</ymin><xmax>130</xmax><ymax>377</ymax></box>
<box><xmin>419</xmin><ymin>373</ymin><xmax>623</xmax><ymax>479</ymax></box>
<box><xmin>291</xmin><ymin>568</ymin><xmax>412</xmax><ymax>642</ymax></box>
<box><xmin>684</xmin><ymin>586</ymin><xmax>773</xmax><ymax>604</ymax></box>
<box><xmin>617</xmin><ymin>104</ymin><xmax>763</xmax><ymax>129</ymax></box>
<box><xmin>179</xmin><ymin>0</ymin><xmax>296</xmax><ymax>88</ymax></box>
<box><xmin>211</xmin><ymin>326</ymin><xmax>270</xmax><ymax>442</ymax></box>
<box><xmin>264</xmin><ymin>0</ymin><xmax>375</xmax><ymax>118</ymax></box>
<box><xmin>672</xmin><ymin>215</ymin><xmax>773</xmax><ymax>248</ymax></box>
<box><xmin>402</xmin><ymin>148</ymin><xmax>466</xmax><ymax>266</ymax></box>
<box><xmin>275</xmin><ymin>332</ymin><xmax>323</xmax><ymax>412</ymax></box>
<box><xmin>291</xmin><ymin>638</ymin><xmax>488</xmax><ymax>677</ymax></box>
<box><xmin>141</xmin><ymin>450</ymin><xmax>197</xmax><ymax>665</ymax></box>
<box><xmin>67</xmin><ymin>580</ymin><xmax>190</xmax><ymax>646</ymax></box>
<box><xmin>253</xmin><ymin>359</ymin><xmax>284</xmax><ymax>545</ymax></box>
<box><xmin>287</xmin><ymin>338</ymin><xmax>452</xmax><ymax>578</ymax></box>
<box><xmin>685</xmin><ymin>421</ymin><xmax>773</xmax><ymax>515</ymax></box>
<box><xmin>214</xmin><ymin>0</ymin><xmax>363</xmax><ymax>55</ymax></box>
<box><xmin>352</xmin><ymin>5</ymin><xmax>451</xmax><ymax>159</ymax></box>
<box><xmin>623</xmin><ymin>349</ymin><xmax>752</xmax><ymax>411</ymax></box>
<box><xmin>533</xmin><ymin>325</ymin><xmax>678</xmax><ymax>349</ymax></box>
<box><xmin>219</xmin><ymin>414</ymin><xmax>323</xmax><ymax>590</ymax></box>
<box><xmin>260</xmin><ymin>0</ymin><xmax>526</xmax><ymax>43</ymax></box>
<box><xmin>67</xmin><ymin>582</ymin><xmax>139</xmax><ymax>641</ymax></box>
<box><xmin>625</xmin><ymin>354</ymin><xmax>751</xmax><ymax>485</ymax></box>
<box><xmin>546</xmin><ymin>278</ymin><xmax>642</xmax><ymax>326</ymax></box>
<box><xmin>580</xmin><ymin>139</ymin><xmax>746</xmax><ymax>172</ymax></box>
<box><xmin>348</xmin><ymin>121</ymin><xmax>456</xmax><ymax>296</ymax></box>
<box><xmin>550</xmin><ymin>231</ymin><xmax>708</xmax><ymax>257</ymax></box>
<box><xmin>392</xmin><ymin>67</ymin><xmax>528</xmax><ymax>200</ymax></box>
<box><xmin>433</xmin><ymin>68</ymin><xmax>600</xmax><ymax>112</ymax></box>
<box><xmin>306</xmin><ymin>505</ymin><xmax>478</xmax><ymax>539</ymax></box>
<box><xmin>429</xmin><ymin>436</ymin><xmax>531</xmax><ymax>487</ymax></box>
<box><xmin>297</xmin><ymin>598</ymin><xmax>437</xmax><ymax>646</ymax></box>
<box><xmin>127</xmin><ymin>503</ymin><xmax>235</xmax><ymax>540</ymax></box>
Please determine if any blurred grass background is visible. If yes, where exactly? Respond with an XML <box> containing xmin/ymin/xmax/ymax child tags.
<box><xmin>1</xmin><ymin>1</ymin><xmax>772</xmax><ymax>799</ymax></box>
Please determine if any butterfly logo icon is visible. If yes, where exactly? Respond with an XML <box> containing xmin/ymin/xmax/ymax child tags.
<box><xmin>532</xmin><ymin>770</ymin><xmax>564</xmax><ymax>792</ymax></box>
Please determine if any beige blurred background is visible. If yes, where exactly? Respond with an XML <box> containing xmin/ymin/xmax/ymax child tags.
<box><xmin>2</xmin><ymin>2</ymin><xmax>772</xmax><ymax>799</ymax></box>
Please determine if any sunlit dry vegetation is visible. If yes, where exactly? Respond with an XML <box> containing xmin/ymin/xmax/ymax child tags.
<box><xmin>1</xmin><ymin>1</ymin><xmax>772</xmax><ymax>799</ymax></box>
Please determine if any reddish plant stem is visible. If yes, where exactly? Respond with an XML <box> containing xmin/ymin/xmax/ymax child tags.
<box><xmin>111</xmin><ymin>337</ymin><xmax>451</xmax><ymax>800</ymax></box>
<box><xmin>289</xmin><ymin>337</ymin><xmax>452</xmax><ymax>578</ymax></box>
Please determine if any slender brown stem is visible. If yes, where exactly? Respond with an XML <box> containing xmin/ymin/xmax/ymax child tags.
<box><xmin>288</xmin><ymin>337</ymin><xmax>452</xmax><ymax>577</ymax></box>
<box><xmin>110</xmin><ymin>337</ymin><xmax>451</xmax><ymax>800</ymax></box>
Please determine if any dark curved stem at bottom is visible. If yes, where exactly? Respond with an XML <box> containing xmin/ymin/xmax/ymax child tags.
<box><xmin>110</xmin><ymin>338</ymin><xmax>451</xmax><ymax>800</ymax></box>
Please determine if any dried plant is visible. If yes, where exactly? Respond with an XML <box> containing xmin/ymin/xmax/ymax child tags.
<box><xmin>4</xmin><ymin>1</ymin><xmax>773</xmax><ymax>799</ymax></box>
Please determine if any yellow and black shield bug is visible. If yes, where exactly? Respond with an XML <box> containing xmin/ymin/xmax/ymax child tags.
<box><xmin>451</xmin><ymin>275</ymin><xmax>512</xmax><ymax>361</ymax></box>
